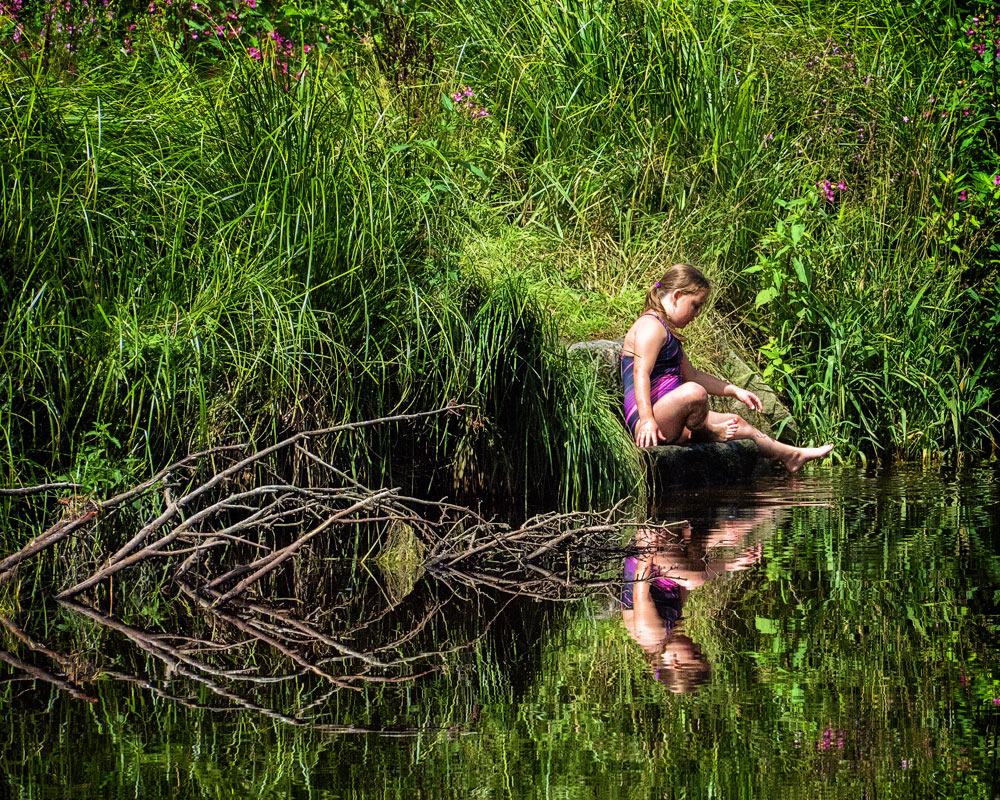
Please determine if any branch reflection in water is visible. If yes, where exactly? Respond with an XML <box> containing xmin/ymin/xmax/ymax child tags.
<box><xmin>622</xmin><ymin>507</ymin><xmax>777</xmax><ymax>693</ymax></box>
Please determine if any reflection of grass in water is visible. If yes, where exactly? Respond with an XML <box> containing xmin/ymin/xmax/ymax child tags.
<box><xmin>4</xmin><ymin>476</ymin><xmax>1000</xmax><ymax>797</ymax></box>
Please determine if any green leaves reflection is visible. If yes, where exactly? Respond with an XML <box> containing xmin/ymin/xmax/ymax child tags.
<box><xmin>2</xmin><ymin>468</ymin><xmax>999</xmax><ymax>799</ymax></box>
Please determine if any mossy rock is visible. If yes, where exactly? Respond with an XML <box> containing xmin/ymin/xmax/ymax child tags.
<box><xmin>375</xmin><ymin>521</ymin><xmax>426</xmax><ymax>603</ymax></box>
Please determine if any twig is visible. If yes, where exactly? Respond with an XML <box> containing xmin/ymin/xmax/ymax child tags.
<box><xmin>0</xmin><ymin>511</ymin><xmax>97</xmax><ymax>585</ymax></box>
<box><xmin>0</xmin><ymin>648</ymin><xmax>96</xmax><ymax>702</ymax></box>
<box><xmin>0</xmin><ymin>482</ymin><xmax>83</xmax><ymax>496</ymax></box>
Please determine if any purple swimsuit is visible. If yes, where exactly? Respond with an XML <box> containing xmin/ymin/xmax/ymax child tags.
<box><xmin>621</xmin><ymin>555</ymin><xmax>682</xmax><ymax>631</ymax></box>
<box><xmin>622</xmin><ymin>313</ymin><xmax>684</xmax><ymax>434</ymax></box>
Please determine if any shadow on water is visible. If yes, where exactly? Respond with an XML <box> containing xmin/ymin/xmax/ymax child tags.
<box><xmin>2</xmin><ymin>465</ymin><xmax>1000</xmax><ymax>798</ymax></box>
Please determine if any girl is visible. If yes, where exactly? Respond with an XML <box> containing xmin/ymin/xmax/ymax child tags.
<box><xmin>622</xmin><ymin>263</ymin><xmax>833</xmax><ymax>472</ymax></box>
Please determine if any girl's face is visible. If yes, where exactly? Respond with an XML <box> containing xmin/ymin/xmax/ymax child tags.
<box><xmin>666</xmin><ymin>289</ymin><xmax>709</xmax><ymax>328</ymax></box>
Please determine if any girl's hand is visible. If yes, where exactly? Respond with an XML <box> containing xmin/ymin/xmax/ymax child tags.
<box><xmin>635</xmin><ymin>418</ymin><xmax>666</xmax><ymax>448</ymax></box>
<box><xmin>729</xmin><ymin>387</ymin><xmax>763</xmax><ymax>413</ymax></box>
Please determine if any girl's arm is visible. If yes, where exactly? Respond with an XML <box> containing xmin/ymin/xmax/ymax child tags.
<box><xmin>680</xmin><ymin>354</ymin><xmax>731</xmax><ymax>396</ymax></box>
<box><xmin>681</xmin><ymin>355</ymin><xmax>764</xmax><ymax>411</ymax></box>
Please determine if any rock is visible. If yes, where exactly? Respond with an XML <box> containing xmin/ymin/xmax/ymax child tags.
<box><xmin>716</xmin><ymin>349</ymin><xmax>799</xmax><ymax>444</ymax></box>
<box><xmin>568</xmin><ymin>339</ymin><xmax>624</xmax><ymax>392</ymax></box>
<box><xmin>644</xmin><ymin>440</ymin><xmax>775</xmax><ymax>491</ymax></box>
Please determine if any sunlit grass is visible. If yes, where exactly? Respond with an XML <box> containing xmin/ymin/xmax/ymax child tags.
<box><xmin>1</xmin><ymin>0</ymin><xmax>997</xmax><ymax>519</ymax></box>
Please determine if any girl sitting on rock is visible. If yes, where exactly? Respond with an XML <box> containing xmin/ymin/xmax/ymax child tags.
<box><xmin>622</xmin><ymin>263</ymin><xmax>833</xmax><ymax>472</ymax></box>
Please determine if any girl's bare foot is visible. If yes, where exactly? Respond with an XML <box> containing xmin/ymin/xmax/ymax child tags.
<box><xmin>704</xmin><ymin>416</ymin><xmax>739</xmax><ymax>442</ymax></box>
<box><xmin>782</xmin><ymin>443</ymin><xmax>834</xmax><ymax>473</ymax></box>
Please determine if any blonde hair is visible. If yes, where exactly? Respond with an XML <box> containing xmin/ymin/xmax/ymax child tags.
<box><xmin>642</xmin><ymin>263</ymin><xmax>711</xmax><ymax>322</ymax></box>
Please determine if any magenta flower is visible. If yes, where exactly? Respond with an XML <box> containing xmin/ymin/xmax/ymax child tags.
<box><xmin>248</xmin><ymin>46</ymin><xmax>261</xmax><ymax>60</ymax></box>
<box><xmin>959</xmin><ymin>189</ymin><xmax>968</xmax><ymax>201</ymax></box>
<box><xmin>993</xmin><ymin>175</ymin><xmax>1000</xmax><ymax>186</ymax></box>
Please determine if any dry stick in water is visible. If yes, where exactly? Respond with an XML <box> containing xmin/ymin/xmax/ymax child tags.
<box><xmin>189</xmin><ymin>584</ymin><xmax>390</xmax><ymax>668</ymax></box>
<box><xmin>0</xmin><ymin>482</ymin><xmax>84</xmax><ymax>496</ymax></box>
<box><xmin>60</xmin><ymin>405</ymin><xmax>470</xmax><ymax>598</ymax></box>
<box><xmin>208</xmin><ymin>488</ymin><xmax>398</xmax><ymax>606</ymax></box>
<box><xmin>62</xmin><ymin>605</ymin><xmax>372</xmax><ymax>729</ymax></box>
<box><xmin>0</xmin><ymin>510</ymin><xmax>97</xmax><ymax>586</ymax></box>
<box><xmin>56</xmin><ymin>486</ymin><xmax>300</xmax><ymax>599</ymax></box>
<box><xmin>175</xmin><ymin>584</ymin><xmax>358</xmax><ymax>689</ymax></box>
<box><xmin>0</xmin><ymin>444</ymin><xmax>258</xmax><ymax>583</ymax></box>
<box><xmin>0</xmin><ymin>648</ymin><xmax>97</xmax><ymax>702</ymax></box>
<box><xmin>63</xmin><ymin>601</ymin><xmax>302</xmax><ymax>686</ymax></box>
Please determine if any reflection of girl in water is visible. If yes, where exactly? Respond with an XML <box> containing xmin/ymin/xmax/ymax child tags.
<box><xmin>621</xmin><ymin>540</ymin><xmax>711</xmax><ymax>693</ymax></box>
<box><xmin>622</xmin><ymin>519</ymin><xmax>767</xmax><ymax>693</ymax></box>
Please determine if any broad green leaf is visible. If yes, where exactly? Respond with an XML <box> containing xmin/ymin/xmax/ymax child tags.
<box><xmin>755</xmin><ymin>287</ymin><xmax>778</xmax><ymax>308</ymax></box>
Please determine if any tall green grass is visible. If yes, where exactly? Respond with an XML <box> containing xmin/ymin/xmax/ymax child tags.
<box><xmin>2</xmin><ymin>0</ymin><xmax>997</xmax><ymax>513</ymax></box>
<box><xmin>0</xmin><ymin>49</ymin><xmax>643</xmax><ymax>513</ymax></box>
<box><xmin>444</xmin><ymin>0</ymin><xmax>999</xmax><ymax>460</ymax></box>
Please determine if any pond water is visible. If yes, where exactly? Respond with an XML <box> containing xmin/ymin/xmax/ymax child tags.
<box><xmin>3</xmin><ymin>465</ymin><xmax>1000</xmax><ymax>799</ymax></box>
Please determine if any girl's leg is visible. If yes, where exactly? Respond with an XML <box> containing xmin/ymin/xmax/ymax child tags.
<box><xmin>651</xmin><ymin>383</ymin><xmax>739</xmax><ymax>444</ymax></box>
<box><xmin>703</xmin><ymin>411</ymin><xmax>834</xmax><ymax>473</ymax></box>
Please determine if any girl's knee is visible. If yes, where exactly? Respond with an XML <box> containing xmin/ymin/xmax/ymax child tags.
<box><xmin>682</xmin><ymin>382</ymin><xmax>709</xmax><ymax>405</ymax></box>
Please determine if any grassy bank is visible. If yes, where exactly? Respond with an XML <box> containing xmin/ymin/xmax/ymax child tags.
<box><xmin>1</xmin><ymin>0</ymin><xmax>998</xmax><ymax>519</ymax></box>
<box><xmin>0</xmin><ymin>39</ymin><xmax>643</xmax><ymax>513</ymax></box>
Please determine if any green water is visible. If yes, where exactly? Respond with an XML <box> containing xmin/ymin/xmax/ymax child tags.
<box><xmin>3</xmin><ymin>466</ymin><xmax>1000</xmax><ymax>798</ymax></box>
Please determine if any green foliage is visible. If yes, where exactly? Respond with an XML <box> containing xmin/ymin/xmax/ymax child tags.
<box><xmin>0</xmin><ymin>46</ymin><xmax>641</xmax><ymax>511</ymax></box>
<box><xmin>3</xmin><ymin>0</ymin><xmax>1000</xmax><ymax>508</ymax></box>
